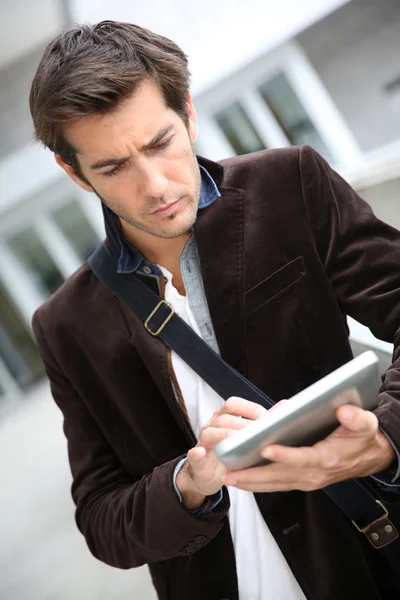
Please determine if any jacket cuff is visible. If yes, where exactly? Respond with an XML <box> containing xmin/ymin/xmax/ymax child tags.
<box><xmin>371</xmin><ymin>430</ymin><xmax>400</xmax><ymax>491</ymax></box>
<box><xmin>173</xmin><ymin>457</ymin><xmax>224</xmax><ymax>514</ymax></box>
<box><xmin>173</xmin><ymin>457</ymin><xmax>188</xmax><ymax>503</ymax></box>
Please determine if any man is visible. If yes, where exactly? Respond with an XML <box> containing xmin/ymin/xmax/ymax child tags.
<box><xmin>29</xmin><ymin>20</ymin><xmax>400</xmax><ymax>600</ymax></box>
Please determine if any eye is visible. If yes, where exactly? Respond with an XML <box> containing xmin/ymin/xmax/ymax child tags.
<box><xmin>103</xmin><ymin>163</ymin><xmax>125</xmax><ymax>178</ymax></box>
<box><xmin>152</xmin><ymin>136</ymin><xmax>173</xmax><ymax>152</ymax></box>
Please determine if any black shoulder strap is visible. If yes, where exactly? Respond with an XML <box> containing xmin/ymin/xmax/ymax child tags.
<box><xmin>88</xmin><ymin>243</ymin><xmax>274</xmax><ymax>410</ymax></box>
<box><xmin>88</xmin><ymin>242</ymin><xmax>400</xmax><ymax>573</ymax></box>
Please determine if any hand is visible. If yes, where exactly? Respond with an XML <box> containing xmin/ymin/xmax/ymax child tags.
<box><xmin>176</xmin><ymin>397</ymin><xmax>268</xmax><ymax>508</ymax></box>
<box><xmin>222</xmin><ymin>404</ymin><xmax>396</xmax><ymax>493</ymax></box>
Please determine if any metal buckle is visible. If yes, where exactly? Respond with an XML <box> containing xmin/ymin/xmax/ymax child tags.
<box><xmin>352</xmin><ymin>500</ymin><xmax>399</xmax><ymax>549</ymax></box>
<box><xmin>144</xmin><ymin>300</ymin><xmax>174</xmax><ymax>336</ymax></box>
<box><xmin>352</xmin><ymin>500</ymin><xmax>389</xmax><ymax>532</ymax></box>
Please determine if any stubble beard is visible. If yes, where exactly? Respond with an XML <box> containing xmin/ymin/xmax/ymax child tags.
<box><xmin>90</xmin><ymin>167</ymin><xmax>201</xmax><ymax>240</ymax></box>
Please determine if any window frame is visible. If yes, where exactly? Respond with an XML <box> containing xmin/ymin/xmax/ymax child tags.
<box><xmin>195</xmin><ymin>41</ymin><xmax>362</xmax><ymax>167</ymax></box>
<box><xmin>0</xmin><ymin>177</ymin><xmax>103</xmax><ymax>329</ymax></box>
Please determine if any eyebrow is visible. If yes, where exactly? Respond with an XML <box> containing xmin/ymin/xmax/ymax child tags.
<box><xmin>89</xmin><ymin>125</ymin><xmax>174</xmax><ymax>170</ymax></box>
<box><xmin>89</xmin><ymin>156</ymin><xmax>129</xmax><ymax>170</ymax></box>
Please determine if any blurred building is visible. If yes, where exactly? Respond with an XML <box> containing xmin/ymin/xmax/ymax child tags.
<box><xmin>0</xmin><ymin>0</ymin><xmax>399</xmax><ymax>598</ymax></box>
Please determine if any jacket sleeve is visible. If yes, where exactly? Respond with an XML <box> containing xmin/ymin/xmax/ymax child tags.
<box><xmin>32</xmin><ymin>309</ymin><xmax>230</xmax><ymax>569</ymax></box>
<box><xmin>299</xmin><ymin>145</ymin><xmax>400</xmax><ymax>484</ymax></box>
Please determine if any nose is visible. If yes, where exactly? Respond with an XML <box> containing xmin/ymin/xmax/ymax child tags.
<box><xmin>138</xmin><ymin>160</ymin><xmax>168</xmax><ymax>199</ymax></box>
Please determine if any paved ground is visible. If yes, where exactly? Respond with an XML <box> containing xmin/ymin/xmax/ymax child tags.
<box><xmin>0</xmin><ymin>383</ymin><xmax>157</xmax><ymax>600</ymax></box>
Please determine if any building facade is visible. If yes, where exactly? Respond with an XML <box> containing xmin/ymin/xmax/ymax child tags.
<box><xmin>0</xmin><ymin>1</ymin><xmax>399</xmax><ymax>596</ymax></box>
<box><xmin>1</xmin><ymin>0</ymin><xmax>398</xmax><ymax>409</ymax></box>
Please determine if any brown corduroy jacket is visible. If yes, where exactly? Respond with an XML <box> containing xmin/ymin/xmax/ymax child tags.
<box><xmin>33</xmin><ymin>146</ymin><xmax>400</xmax><ymax>600</ymax></box>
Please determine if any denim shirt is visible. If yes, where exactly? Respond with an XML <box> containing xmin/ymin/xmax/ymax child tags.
<box><xmin>103</xmin><ymin>165</ymin><xmax>220</xmax><ymax>277</ymax></box>
<box><xmin>103</xmin><ymin>162</ymin><xmax>400</xmax><ymax>510</ymax></box>
<box><xmin>103</xmin><ymin>165</ymin><xmax>224</xmax><ymax>514</ymax></box>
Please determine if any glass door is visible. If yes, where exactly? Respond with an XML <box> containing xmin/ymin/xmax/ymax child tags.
<box><xmin>7</xmin><ymin>226</ymin><xmax>65</xmax><ymax>300</ymax></box>
<box><xmin>0</xmin><ymin>282</ymin><xmax>44</xmax><ymax>400</ymax></box>
<box><xmin>258</xmin><ymin>72</ymin><xmax>333</xmax><ymax>162</ymax></box>
<box><xmin>0</xmin><ymin>192</ymin><xmax>102</xmax><ymax>403</ymax></box>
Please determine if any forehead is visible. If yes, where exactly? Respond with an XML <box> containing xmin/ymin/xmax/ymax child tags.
<box><xmin>65</xmin><ymin>79</ymin><xmax>174</xmax><ymax>158</ymax></box>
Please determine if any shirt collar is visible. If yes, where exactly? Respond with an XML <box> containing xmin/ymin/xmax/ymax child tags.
<box><xmin>102</xmin><ymin>163</ymin><xmax>221</xmax><ymax>275</ymax></box>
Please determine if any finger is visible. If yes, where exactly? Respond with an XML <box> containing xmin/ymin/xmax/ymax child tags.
<box><xmin>222</xmin><ymin>397</ymin><xmax>268</xmax><ymax>420</ymax></box>
<box><xmin>336</xmin><ymin>405</ymin><xmax>378</xmax><ymax>434</ymax></box>
<box><xmin>222</xmin><ymin>463</ymin><xmax>284</xmax><ymax>486</ymax></box>
<box><xmin>223</xmin><ymin>461</ymin><xmax>323</xmax><ymax>492</ymax></box>
<box><xmin>260</xmin><ymin>444</ymin><xmax>321</xmax><ymax>469</ymax></box>
<box><xmin>200</xmin><ymin>405</ymin><xmax>238</xmax><ymax>430</ymax></box>
<box><xmin>207</xmin><ymin>406</ymin><xmax>228</xmax><ymax>423</ymax></box>
<box><xmin>222</xmin><ymin>462</ymin><xmax>317</xmax><ymax>491</ymax></box>
<box><xmin>199</xmin><ymin>426</ymin><xmax>235</xmax><ymax>449</ymax></box>
<box><xmin>268</xmin><ymin>399</ymin><xmax>289</xmax><ymax>412</ymax></box>
<box><xmin>232</xmin><ymin>481</ymin><xmax>297</xmax><ymax>493</ymax></box>
<box><xmin>204</xmin><ymin>414</ymin><xmax>250</xmax><ymax>431</ymax></box>
<box><xmin>187</xmin><ymin>446</ymin><xmax>206</xmax><ymax>462</ymax></box>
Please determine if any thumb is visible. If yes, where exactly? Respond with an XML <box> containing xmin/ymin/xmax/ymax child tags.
<box><xmin>336</xmin><ymin>405</ymin><xmax>378</xmax><ymax>434</ymax></box>
<box><xmin>187</xmin><ymin>446</ymin><xmax>207</xmax><ymax>462</ymax></box>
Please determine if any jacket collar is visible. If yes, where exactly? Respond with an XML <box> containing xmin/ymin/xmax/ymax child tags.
<box><xmin>193</xmin><ymin>178</ymin><xmax>248</xmax><ymax>376</ymax></box>
<box><xmin>104</xmin><ymin>154</ymin><xmax>248</xmax><ymax>377</ymax></box>
<box><xmin>102</xmin><ymin>157</ymin><xmax>222</xmax><ymax>274</ymax></box>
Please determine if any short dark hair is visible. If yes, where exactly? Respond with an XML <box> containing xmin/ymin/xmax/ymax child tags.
<box><xmin>29</xmin><ymin>20</ymin><xmax>190</xmax><ymax>178</ymax></box>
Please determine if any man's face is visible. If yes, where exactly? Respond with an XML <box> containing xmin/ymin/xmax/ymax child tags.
<box><xmin>60</xmin><ymin>79</ymin><xmax>201</xmax><ymax>241</ymax></box>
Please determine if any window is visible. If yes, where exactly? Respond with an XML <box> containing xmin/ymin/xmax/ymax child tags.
<box><xmin>0</xmin><ymin>183</ymin><xmax>102</xmax><ymax>403</ymax></box>
<box><xmin>215</xmin><ymin>101</ymin><xmax>266</xmax><ymax>155</ymax></box>
<box><xmin>52</xmin><ymin>200</ymin><xmax>99</xmax><ymax>262</ymax></box>
<box><xmin>7</xmin><ymin>227</ymin><xmax>64</xmax><ymax>298</ymax></box>
<box><xmin>259</xmin><ymin>72</ymin><xmax>333</xmax><ymax>161</ymax></box>
<box><xmin>196</xmin><ymin>42</ymin><xmax>361</xmax><ymax>167</ymax></box>
<box><xmin>0</xmin><ymin>283</ymin><xmax>44</xmax><ymax>393</ymax></box>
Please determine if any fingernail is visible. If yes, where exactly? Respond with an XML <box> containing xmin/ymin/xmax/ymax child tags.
<box><xmin>255</xmin><ymin>408</ymin><xmax>266</xmax><ymax>418</ymax></box>
<box><xmin>341</xmin><ymin>405</ymin><xmax>355</xmax><ymax>421</ymax></box>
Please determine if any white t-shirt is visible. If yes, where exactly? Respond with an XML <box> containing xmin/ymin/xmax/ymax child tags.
<box><xmin>159</xmin><ymin>266</ymin><xmax>306</xmax><ymax>600</ymax></box>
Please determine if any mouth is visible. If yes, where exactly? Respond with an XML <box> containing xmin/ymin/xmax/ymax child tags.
<box><xmin>151</xmin><ymin>198</ymin><xmax>181</xmax><ymax>217</ymax></box>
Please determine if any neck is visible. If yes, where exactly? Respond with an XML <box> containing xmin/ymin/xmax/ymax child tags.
<box><xmin>120</xmin><ymin>221</ymin><xmax>190</xmax><ymax>264</ymax></box>
<box><xmin>120</xmin><ymin>221</ymin><xmax>190</xmax><ymax>294</ymax></box>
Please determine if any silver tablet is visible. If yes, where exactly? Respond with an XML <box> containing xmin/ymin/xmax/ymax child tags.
<box><xmin>214</xmin><ymin>351</ymin><xmax>380</xmax><ymax>471</ymax></box>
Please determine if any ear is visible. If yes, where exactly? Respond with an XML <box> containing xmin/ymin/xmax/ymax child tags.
<box><xmin>185</xmin><ymin>92</ymin><xmax>198</xmax><ymax>144</ymax></box>
<box><xmin>54</xmin><ymin>154</ymin><xmax>93</xmax><ymax>193</ymax></box>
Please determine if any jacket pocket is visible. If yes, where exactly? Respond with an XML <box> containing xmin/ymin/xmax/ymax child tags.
<box><xmin>245</xmin><ymin>255</ymin><xmax>306</xmax><ymax>316</ymax></box>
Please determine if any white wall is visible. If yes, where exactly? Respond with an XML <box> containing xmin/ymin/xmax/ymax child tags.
<box><xmin>70</xmin><ymin>0</ymin><xmax>352</xmax><ymax>95</ymax></box>
<box><xmin>0</xmin><ymin>47</ymin><xmax>49</xmax><ymax>160</ymax></box>
<box><xmin>0</xmin><ymin>144</ymin><xmax>62</xmax><ymax>214</ymax></box>
<box><xmin>298</xmin><ymin>0</ymin><xmax>400</xmax><ymax>151</ymax></box>
<box><xmin>0</xmin><ymin>382</ymin><xmax>156</xmax><ymax>600</ymax></box>
<box><xmin>358</xmin><ymin>178</ymin><xmax>400</xmax><ymax>232</ymax></box>
<box><xmin>0</xmin><ymin>0</ymin><xmax>65</xmax><ymax>69</ymax></box>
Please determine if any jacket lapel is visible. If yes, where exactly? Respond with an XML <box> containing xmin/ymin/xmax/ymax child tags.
<box><xmin>102</xmin><ymin>156</ymin><xmax>247</xmax><ymax>429</ymax></box>
<box><xmin>194</xmin><ymin>185</ymin><xmax>248</xmax><ymax>377</ymax></box>
<box><xmin>118</xmin><ymin>275</ymin><xmax>196</xmax><ymax>447</ymax></box>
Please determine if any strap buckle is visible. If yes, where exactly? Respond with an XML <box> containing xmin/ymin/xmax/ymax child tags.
<box><xmin>144</xmin><ymin>300</ymin><xmax>174</xmax><ymax>336</ymax></box>
<box><xmin>352</xmin><ymin>500</ymin><xmax>399</xmax><ymax>548</ymax></box>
